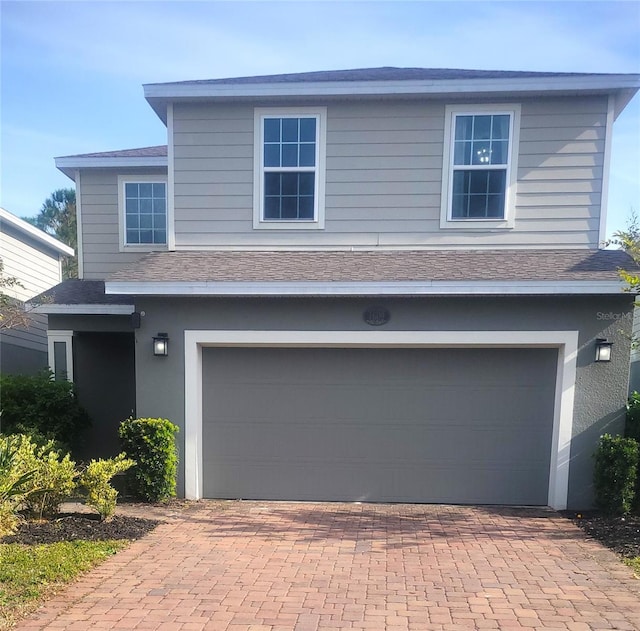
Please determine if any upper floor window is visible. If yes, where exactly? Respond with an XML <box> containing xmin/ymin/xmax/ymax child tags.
<box><xmin>441</xmin><ymin>104</ymin><xmax>520</xmax><ymax>230</ymax></box>
<box><xmin>118</xmin><ymin>175</ymin><xmax>168</xmax><ymax>250</ymax></box>
<box><xmin>254</xmin><ymin>107</ymin><xmax>327</xmax><ymax>230</ymax></box>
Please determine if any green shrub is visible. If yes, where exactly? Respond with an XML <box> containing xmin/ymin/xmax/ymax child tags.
<box><xmin>0</xmin><ymin>371</ymin><xmax>90</xmax><ymax>452</ymax></box>
<box><xmin>119</xmin><ymin>418</ymin><xmax>179</xmax><ymax>502</ymax></box>
<box><xmin>593</xmin><ymin>434</ymin><xmax>639</xmax><ymax>515</ymax></box>
<box><xmin>0</xmin><ymin>436</ymin><xmax>37</xmax><ymax>537</ymax></box>
<box><xmin>79</xmin><ymin>454</ymin><xmax>135</xmax><ymax>521</ymax></box>
<box><xmin>626</xmin><ymin>392</ymin><xmax>640</xmax><ymax>443</ymax></box>
<box><xmin>11</xmin><ymin>434</ymin><xmax>77</xmax><ymax>517</ymax></box>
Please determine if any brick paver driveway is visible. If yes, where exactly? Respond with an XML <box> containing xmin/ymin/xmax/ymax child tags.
<box><xmin>16</xmin><ymin>502</ymin><xmax>640</xmax><ymax>631</ymax></box>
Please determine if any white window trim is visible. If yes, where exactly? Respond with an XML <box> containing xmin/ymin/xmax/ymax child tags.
<box><xmin>440</xmin><ymin>103</ymin><xmax>520</xmax><ymax>230</ymax></box>
<box><xmin>117</xmin><ymin>174</ymin><xmax>169</xmax><ymax>252</ymax></box>
<box><xmin>184</xmin><ymin>329</ymin><xmax>578</xmax><ymax>510</ymax></box>
<box><xmin>47</xmin><ymin>330</ymin><xmax>73</xmax><ymax>382</ymax></box>
<box><xmin>253</xmin><ymin>107</ymin><xmax>327</xmax><ymax>230</ymax></box>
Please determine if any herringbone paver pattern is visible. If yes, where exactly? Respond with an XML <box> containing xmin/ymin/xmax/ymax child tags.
<box><xmin>14</xmin><ymin>502</ymin><xmax>640</xmax><ymax>630</ymax></box>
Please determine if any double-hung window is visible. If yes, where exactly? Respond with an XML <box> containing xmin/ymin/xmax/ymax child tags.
<box><xmin>118</xmin><ymin>175</ymin><xmax>168</xmax><ymax>249</ymax></box>
<box><xmin>441</xmin><ymin>104</ymin><xmax>520</xmax><ymax>229</ymax></box>
<box><xmin>254</xmin><ymin>107</ymin><xmax>326</xmax><ymax>229</ymax></box>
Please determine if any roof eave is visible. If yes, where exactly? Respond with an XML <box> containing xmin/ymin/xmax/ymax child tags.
<box><xmin>0</xmin><ymin>208</ymin><xmax>74</xmax><ymax>257</ymax></box>
<box><xmin>105</xmin><ymin>279</ymin><xmax>629</xmax><ymax>297</ymax></box>
<box><xmin>144</xmin><ymin>74</ymin><xmax>640</xmax><ymax>124</ymax></box>
<box><xmin>55</xmin><ymin>156</ymin><xmax>168</xmax><ymax>180</ymax></box>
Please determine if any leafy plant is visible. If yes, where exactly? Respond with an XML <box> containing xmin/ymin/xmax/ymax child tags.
<box><xmin>10</xmin><ymin>435</ymin><xmax>77</xmax><ymax>517</ymax></box>
<box><xmin>0</xmin><ymin>371</ymin><xmax>90</xmax><ymax>452</ymax></box>
<box><xmin>593</xmin><ymin>434</ymin><xmax>639</xmax><ymax>515</ymax></box>
<box><xmin>119</xmin><ymin>418</ymin><xmax>179</xmax><ymax>502</ymax></box>
<box><xmin>626</xmin><ymin>392</ymin><xmax>640</xmax><ymax>443</ymax></box>
<box><xmin>79</xmin><ymin>454</ymin><xmax>135</xmax><ymax>521</ymax></box>
<box><xmin>0</xmin><ymin>436</ymin><xmax>37</xmax><ymax>537</ymax></box>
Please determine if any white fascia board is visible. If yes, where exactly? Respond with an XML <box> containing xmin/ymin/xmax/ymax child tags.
<box><xmin>0</xmin><ymin>207</ymin><xmax>74</xmax><ymax>257</ymax></box>
<box><xmin>55</xmin><ymin>156</ymin><xmax>168</xmax><ymax>180</ymax></box>
<box><xmin>105</xmin><ymin>279</ymin><xmax>625</xmax><ymax>296</ymax></box>
<box><xmin>30</xmin><ymin>303</ymin><xmax>134</xmax><ymax>315</ymax></box>
<box><xmin>144</xmin><ymin>74</ymin><xmax>640</xmax><ymax>100</ymax></box>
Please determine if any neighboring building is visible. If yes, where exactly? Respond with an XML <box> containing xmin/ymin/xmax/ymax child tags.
<box><xmin>36</xmin><ymin>68</ymin><xmax>640</xmax><ymax>509</ymax></box>
<box><xmin>0</xmin><ymin>207</ymin><xmax>74</xmax><ymax>375</ymax></box>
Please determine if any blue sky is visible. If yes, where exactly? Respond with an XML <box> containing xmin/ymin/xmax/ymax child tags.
<box><xmin>1</xmin><ymin>0</ymin><xmax>639</xmax><ymax>239</ymax></box>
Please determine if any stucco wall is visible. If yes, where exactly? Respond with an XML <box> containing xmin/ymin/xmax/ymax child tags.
<box><xmin>126</xmin><ymin>294</ymin><xmax>633</xmax><ymax>508</ymax></box>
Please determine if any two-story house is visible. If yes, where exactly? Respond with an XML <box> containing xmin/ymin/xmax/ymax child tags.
<box><xmin>36</xmin><ymin>68</ymin><xmax>640</xmax><ymax>509</ymax></box>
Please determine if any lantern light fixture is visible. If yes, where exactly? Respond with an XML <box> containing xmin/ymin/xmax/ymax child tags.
<box><xmin>594</xmin><ymin>338</ymin><xmax>613</xmax><ymax>363</ymax></box>
<box><xmin>153</xmin><ymin>333</ymin><xmax>169</xmax><ymax>357</ymax></box>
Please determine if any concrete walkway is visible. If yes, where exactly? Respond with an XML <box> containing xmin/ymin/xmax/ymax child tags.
<box><xmin>15</xmin><ymin>502</ymin><xmax>640</xmax><ymax>630</ymax></box>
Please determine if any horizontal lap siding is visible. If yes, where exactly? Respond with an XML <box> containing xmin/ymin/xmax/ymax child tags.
<box><xmin>0</xmin><ymin>230</ymin><xmax>61</xmax><ymax>301</ymax></box>
<box><xmin>79</xmin><ymin>169</ymin><xmax>167</xmax><ymax>279</ymax></box>
<box><xmin>170</xmin><ymin>95</ymin><xmax>607</xmax><ymax>248</ymax></box>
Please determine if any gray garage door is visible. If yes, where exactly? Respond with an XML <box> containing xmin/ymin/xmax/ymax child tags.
<box><xmin>202</xmin><ymin>347</ymin><xmax>557</xmax><ymax>505</ymax></box>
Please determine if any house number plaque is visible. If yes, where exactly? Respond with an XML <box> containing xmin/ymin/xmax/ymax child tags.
<box><xmin>363</xmin><ymin>306</ymin><xmax>390</xmax><ymax>326</ymax></box>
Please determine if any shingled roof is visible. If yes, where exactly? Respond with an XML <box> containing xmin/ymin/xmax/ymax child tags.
<box><xmin>56</xmin><ymin>145</ymin><xmax>167</xmax><ymax>160</ymax></box>
<box><xmin>145</xmin><ymin>67</ymin><xmax>603</xmax><ymax>88</ymax></box>
<box><xmin>106</xmin><ymin>249</ymin><xmax>634</xmax><ymax>286</ymax></box>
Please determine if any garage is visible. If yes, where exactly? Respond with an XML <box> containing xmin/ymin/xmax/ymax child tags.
<box><xmin>201</xmin><ymin>345</ymin><xmax>558</xmax><ymax>505</ymax></box>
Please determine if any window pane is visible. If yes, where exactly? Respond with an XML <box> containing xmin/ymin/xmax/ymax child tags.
<box><xmin>488</xmin><ymin>170</ymin><xmax>506</xmax><ymax>194</ymax></box>
<box><xmin>452</xmin><ymin>171</ymin><xmax>468</xmax><ymax>195</ymax></box>
<box><xmin>473</xmin><ymin>115</ymin><xmax>492</xmax><ymax>140</ymax></box>
<box><xmin>299</xmin><ymin>196</ymin><xmax>314</xmax><ymax>219</ymax></box>
<box><xmin>152</xmin><ymin>183</ymin><xmax>165</xmax><ymax>197</ymax></box>
<box><xmin>139</xmin><ymin>230</ymin><xmax>153</xmax><ymax>244</ymax></box>
<box><xmin>281</xmin><ymin>173</ymin><xmax>298</xmax><ymax>196</ymax></box>
<box><xmin>451</xmin><ymin>194</ymin><xmax>468</xmax><ymax>218</ymax></box>
<box><xmin>492</xmin><ymin>115</ymin><xmax>510</xmax><ymax>139</ymax></box>
<box><xmin>487</xmin><ymin>194</ymin><xmax>505</xmax><ymax>217</ymax></box>
<box><xmin>264</xmin><ymin>196</ymin><xmax>280</xmax><ymax>219</ymax></box>
<box><xmin>299</xmin><ymin>172</ymin><xmax>315</xmax><ymax>196</ymax></box>
<box><xmin>282</xmin><ymin>143</ymin><xmax>298</xmax><ymax>167</ymax></box>
<box><xmin>282</xmin><ymin>118</ymin><xmax>298</xmax><ymax>142</ymax></box>
<box><xmin>299</xmin><ymin>118</ymin><xmax>316</xmax><ymax>142</ymax></box>
<box><xmin>139</xmin><ymin>183</ymin><xmax>153</xmax><ymax>197</ymax></box>
<box><xmin>264</xmin><ymin>118</ymin><xmax>280</xmax><ymax>142</ymax></box>
<box><xmin>264</xmin><ymin>173</ymin><xmax>280</xmax><ymax>195</ymax></box>
<box><xmin>140</xmin><ymin>198</ymin><xmax>152</xmax><ymax>213</ymax></box>
<box><xmin>125</xmin><ymin>183</ymin><xmax>138</xmax><ymax>198</ymax></box>
<box><xmin>53</xmin><ymin>341</ymin><xmax>67</xmax><ymax>380</ymax></box>
<box><xmin>472</xmin><ymin>141</ymin><xmax>491</xmax><ymax>165</ymax></box>
<box><xmin>281</xmin><ymin>196</ymin><xmax>297</xmax><ymax>219</ymax></box>
<box><xmin>453</xmin><ymin>141</ymin><xmax>471</xmax><ymax>166</ymax></box>
<box><xmin>153</xmin><ymin>198</ymin><xmax>166</xmax><ymax>213</ymax></box>
<box><xmin>455</xmin><ymin>116</ymin><xmax>473</xmax><ymax>141</ymax></box>
<box><xmin>127</xmin><ymin>229</ymin><xmax>139</xmax><ymax>243</ymax></box>
<box><xmin>126</xmin><ymin>214</ymin><xmax>139</xmax><ymax>229</ymax></box>
<box><xmin>126</xmin><ymin>198</ymin><xmax>139</xmax><ymax>213</ymax></box>
<box><xmin>140</xmin><ymin>214</ymin><xmax>153</xmax><ymax>229</ymax></box>
<box><xmin>264</xmin><ymin>144</ymin><xmax>280</xmax><ymax>167</ymax></box>
<box><xmin>468</xmin><ymin>195</ymin><xmax>487</xmax><ymax>217</ymax></box>
<box><xmin>491</xmin><ymin>140</ymin><xmax>509</xmax><ymax>164</ymax></box>
<box><xmin>153</xmin><ymin>230</ymin><xmax>167</xmax><ymax>244</ymax></box>
<box><xmin>299</xmin><ymin>143</ymin><xmax>315</xmax><ymax>167</ymax></box>
<box><xmin>153</xmin><ymin>213</ymin><xmax>166</xmax><ymax>229</ymax></box>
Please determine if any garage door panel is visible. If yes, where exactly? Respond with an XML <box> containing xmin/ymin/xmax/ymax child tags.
<box><xmin>202</xmin><ymin>347</ymin><xmax>557</xmax><ymax>504</ymax></box>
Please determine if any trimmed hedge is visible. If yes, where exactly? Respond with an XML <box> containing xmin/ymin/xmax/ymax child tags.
<box><xmin>119</xmin><ymin>418</ymin><xmax>179</xmax><ymax>502</ymax></box>
<box><xmin>0</xmin><ymin>371</ymin><xmax>90</xmax><ymax>452</ymax></box>
<box><xmin>593</xmin><ymin>434</ymin><xmax>639</xmax><ymax>515</ymax></box>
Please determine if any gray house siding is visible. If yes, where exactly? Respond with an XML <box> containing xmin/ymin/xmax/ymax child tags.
<box><xmin>172</xmin><ymin>95</ymin><xmax>607</xmax><ymax>249</ymax></box>
<box><xmin>111</xmin><ymin>293</ymin><xmax>633</xmax><ymax>508</ymax></box>
<box><xmin>79</xmin><ymin>168</ymin><xmax>168</xmax><ymax>279</ymax></box>
<box><xmin>0</xmin><ymin>314</ymin><xmax>48</xmax><ymax>375</ymax></box>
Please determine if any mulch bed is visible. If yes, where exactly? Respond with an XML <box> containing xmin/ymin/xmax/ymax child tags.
<box><xmin>562</xmin><ymin>511</ymin><xmax>640</xmax><ymax>559</ymax></box>
<box><xmin>1</xmin><ymin>514</ymin><xmax>159</xmax><ymax>545</ymax></box>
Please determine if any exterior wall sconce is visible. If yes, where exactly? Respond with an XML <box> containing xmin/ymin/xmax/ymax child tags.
<box><xmin>595</xmin><ymin>338</ymin><xmax>613</xmax><ymax>363</ymax></box>
<box><xmin>153</xmin><ymin>333</ymin><xmax>169</xmax><ymax>357</ymax></box>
